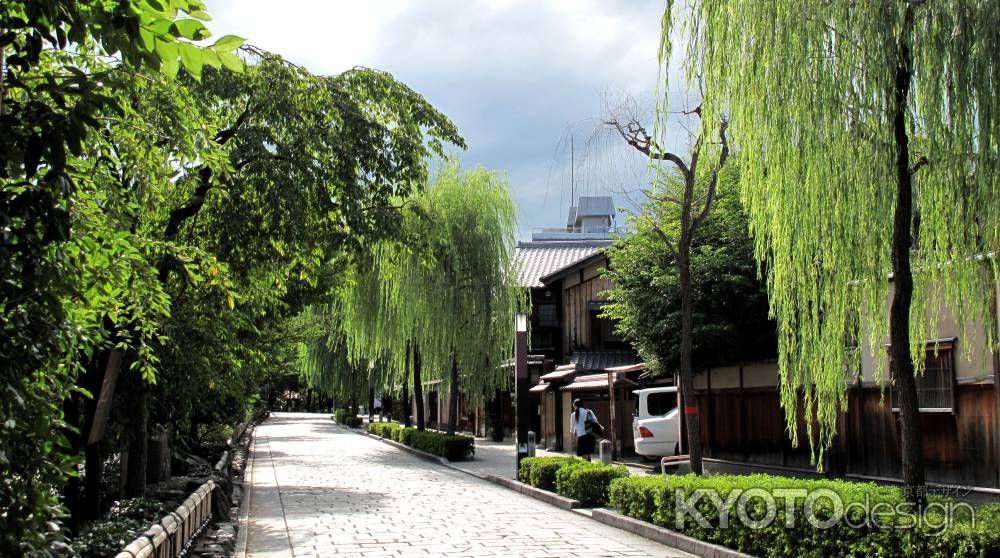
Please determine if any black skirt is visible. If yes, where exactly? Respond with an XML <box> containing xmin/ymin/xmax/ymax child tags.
<box><xmin>576</xmin><ymin>433</ymin><xmax>596</xmax><ymax>456</ymax></box>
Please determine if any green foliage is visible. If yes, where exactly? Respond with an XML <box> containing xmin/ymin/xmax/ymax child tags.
<box><xmin>408</xmin><ymin>430</ymin><xmax>475</xmax><ymax>461</ymax></box>
<box><xmin>665</xmin><ymin>0</ymin><xmax>1000</xmax><ymax>463</ymax></box>
<box><xmin>518</xmin><ymin>456</ymin><xmax>583</xmax><ymax>492</ymax></box>
<box><xmin>554</xmin><ymin>462</ymin><xmax>629</xmax><ymax>507</ymax></box>
<box><xmin>378</xmin><ymin>425</ymin><xmax>474</xmax><ymax>460</ymax></box>
<box><xmin>602</xmin><ymin>173</ymin><xmax>775</xmax><ymax>376</ymax></box>
<box><xmin>301</xmin><ymin>161</ymin><xmax>524</xmax><ymax>408</ymax></box>
<box><xmin>368</xmin><ymin>422</ymin><xmax>402</xmax><ymax>439</ymax></box>
<box><xmin>70</xmin><ymin>498</ymin><xmax>164</xmax><ymax>558</ymax></box>
<box><xmin>333</xmin><ymin>409</ymin><xmax>362</xmax><ymax>427</ymax></box>
<box><xmin>609</xmin><ymin>474</ymin><xmax>999</xmax><ymax>558</ymax></box>
<box><xmin>0</xmin><ymin>1</ymin><xmax>237</xmax><ymax>553</ymax></box>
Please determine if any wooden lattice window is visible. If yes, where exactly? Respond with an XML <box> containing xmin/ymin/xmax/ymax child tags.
<box><xmin>889</xmin><ymin>338</ymin><xmax>957</xmax><ymax>413</ymax></box>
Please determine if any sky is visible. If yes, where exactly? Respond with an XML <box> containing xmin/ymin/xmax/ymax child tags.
<box><xmin>203</xmin><ymin>0</ymin><xmax>692</xmax><ymax>238</ymax></box>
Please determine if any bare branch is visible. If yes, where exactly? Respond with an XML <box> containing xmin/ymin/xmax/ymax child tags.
<box><xmin>604</xmin><ymin>117</ymin><xmax>691</xmax><ymax>177</ymax></box>
<box><xmin>691</xmin><ymin>119</ymin><xmax>730</xmax><ymax>232</ymax></box>
<box><xmin>909</xmin><ymin>155</ymin><xmax>928</xmax><ymax>176</ymax></box>
<box><xmin>650</xmin><ymin>222</ymin><xmax>679</xmax><ymax>259</ymax></box>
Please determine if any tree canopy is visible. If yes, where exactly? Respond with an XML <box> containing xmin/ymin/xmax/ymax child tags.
<box><xmin>602</xmin><ymin>171</ymin><xmax>776</xmax><ymax>376</ymax></box>
<box><xmin>300</xmin><ymin>161</ymin><xmax>524</xmax><ymax>424</ymax></box>
<box><xmin>664</xmin><ymin>0</ymin><xmax>1000</xmax><ymax>472</ymax></box>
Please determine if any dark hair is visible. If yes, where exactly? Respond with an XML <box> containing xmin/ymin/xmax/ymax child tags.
<box><xmin>573</xmin><ymin>398</ymin><xmax>584</xmax><ymax>421</ymax></box>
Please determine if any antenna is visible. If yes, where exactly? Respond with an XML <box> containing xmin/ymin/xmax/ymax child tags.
<box><xmin>570</xmin><ymin>135</ymin><xmax>575</xmax><ymax>206</ymax></box>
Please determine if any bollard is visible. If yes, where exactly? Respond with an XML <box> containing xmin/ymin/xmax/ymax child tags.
<box><xmin>527</xmin><ymin>430</ymin><xmax>536</xmax><ymax>458</ymax></box>
<box><xmin>598</xmin><ymin>439</ymin><xmax>612</xmax><ymax>464</ymax></box>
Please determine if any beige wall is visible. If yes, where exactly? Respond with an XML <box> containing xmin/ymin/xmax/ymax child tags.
<box><xmin>696</xmin><ymin>361</ymin><xmax>780</xmax><ymax>389</ymax></box>
<box><xmin>859</xmin><ymin>282</ymin><xmax>996</xmax><ymax>384</ymax></box>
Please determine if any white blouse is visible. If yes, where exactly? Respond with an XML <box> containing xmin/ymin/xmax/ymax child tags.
<box><xmin>569</xmin><ymin>408</ymin><xmax>596</xmax><ymax>437</ymax></box>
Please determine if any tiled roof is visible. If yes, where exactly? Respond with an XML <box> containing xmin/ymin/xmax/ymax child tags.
<box><xmin>570</xmin><ymin>350</ymin><xmax>641</xmax><ymax>372</ymax></box>
<box><xmin>559</xmin><ymin>372</ymin><xmax>638</xmax><ymax>392</ymax></box>
<box><xmin>515</xmin><ymin>241</ymin><xmax>611</xmax><ymax>288</ymax></box>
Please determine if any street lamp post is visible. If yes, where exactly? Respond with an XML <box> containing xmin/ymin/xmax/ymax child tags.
<box><xmin>514</xmin><ymin>312</ymin><xmax>529</xmax><ymax>479</ymax></box>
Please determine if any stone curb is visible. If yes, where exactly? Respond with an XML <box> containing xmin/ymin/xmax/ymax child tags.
<box><xmin>234</xmin><ymin>427</ymin><xmax>255</xmax><ymax>558</ymax></box>
<box><xmin>480</xmin><ymin>474</ymin><xmax>582</xmax><ymax>510</ymax></box>
<box><xmin>590</xmin><ymin>508</ymin><xmax>755</xmax><ymax>558</ymax></box>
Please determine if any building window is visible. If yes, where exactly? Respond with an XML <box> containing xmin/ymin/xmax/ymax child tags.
<box><xmin>890</xmin><ymin>339</ymin><xmax>956</xmax><ymax>413</ymax></box>
<box><xmin>536</xmin><ymin>303</ymin><xmax>558</xmax><ymax>327</ymax></box>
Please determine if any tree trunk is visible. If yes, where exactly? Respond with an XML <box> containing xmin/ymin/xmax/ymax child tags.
<box><xmin>447</xmin><ymin>354</ymin><xmax>460</xmax><ymax>435</ymax></box>
<box><xmin>413</xmin><ymin>345</ymin><xmax>425</xmax><ymax>431</ymax></box>
<box><xmin>492</xmin><ymin>388</ymin><xmax>504</xmax><ymax>442</ymax></box>
<box><xmin>62</xmin><ymin>393</ymin><xmax>81</xmax><ymax>535</ymax></box>
<box><xmin>124</xmin><ymin>384</ymin><xmax>148</xmax><ymax>498</ymax></box>
<box><xmin>677</xmin><ymin>224</ymin><xmax>704</xmax><ymax>474</ymax></box>
<box><xmin>891</xmin><ymin>3</ymin><xmax>926</xmax><ymax>504</ymax></box>
<box><xmin>402</xmin><ymin>343</ymin><xmax>412</xmax><ymax>427</ymax></box>
<box><xmin>368</xmin><ymin>366</ymin><xmax>376</xmax><ymax>422</ymax></box>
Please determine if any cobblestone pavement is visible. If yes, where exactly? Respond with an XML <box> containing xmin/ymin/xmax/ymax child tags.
<box><xmin>244</xmin><ymin>412</ymin><xmax>693</xmax><ymax>557</ymax></box>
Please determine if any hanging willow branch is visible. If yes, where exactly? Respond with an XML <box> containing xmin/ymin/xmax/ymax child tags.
<box><xmin>301</xmin><ymin>160</ymin><xmax>525</xmax><ymax>409</ymax></box>
<box><xmin>666</xmin><ymin>0</ymin><xmax>1000</xmax><ymax>467</ymax></box>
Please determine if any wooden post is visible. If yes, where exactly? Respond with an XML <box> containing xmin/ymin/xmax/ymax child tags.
<box><xmin>739</xmin><ymin>365</ymin><xmax>747</xmax><ymax>462</ymax></box>
<box><xmin>608</xmin><ymin>370</ymin><xmax>617</xmax><ymax>459</ymax></box>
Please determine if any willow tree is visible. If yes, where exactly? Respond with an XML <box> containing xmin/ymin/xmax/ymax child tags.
<box><xmin>407</xmin><ymin>162</ymin><xmax>523</xmax><ymax>435</ymax></box>
<box><xmin>304</xmin><ymin>162</ymin><xmax>522</xmax><ymax>434</ymax></box>
<box><xmin>667</xmin><ymin>1</ymin><xmax>1000</xmax><ymax>498</ymax></box>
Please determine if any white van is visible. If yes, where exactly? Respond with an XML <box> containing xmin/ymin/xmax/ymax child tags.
<box><xmin>632</xmin><ymin>387</ymin><xmax>681</xmax><ymax>458</ymax></box>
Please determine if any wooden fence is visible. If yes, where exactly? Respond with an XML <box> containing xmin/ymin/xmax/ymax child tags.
<box><xmin>114</xmin><ymin>480</ymin><xmax>214</xmax><ymax>558</ymax></box>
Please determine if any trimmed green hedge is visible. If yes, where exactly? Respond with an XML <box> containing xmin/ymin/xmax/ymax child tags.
<box><xmin>367</xmin><ymin>423</ymin><xmax>474</xmax><ymax>460</ymax></box>
<box><xmin>555</xmin><ymin>461</ymin><xmax>629</xmax><ymax>507</ymax></box>
<box><xmin>333</xmin><ymin>409</ymin><xmax>363</xmax><ymax>427</ymax></box>
<box><xmin>519</xmin><ymin>456</ymin><xmax>583</xmax><ymax>491</ymax></box>
<box><xmin>368</xmin><ymin>422</ymin><xmax>401</xmax><ymax>439</ymax></box>
<box><xmin>608</xmin><ymin>473</ymin><xmax>1000</xmax><ymax>558</ymax></box>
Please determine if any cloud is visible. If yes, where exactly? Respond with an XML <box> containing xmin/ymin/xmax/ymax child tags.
<box><xmin>205</xmin><ymin>0</ymin><xmax>687</xmax><ymax>238</ymax></box>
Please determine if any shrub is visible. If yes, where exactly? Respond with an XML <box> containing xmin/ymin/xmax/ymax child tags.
<box><xmin>408</xmin><ymin>430</ymin><xmax>475</xmax><ymax>460</ymax></box>
<box><xmin>333</xmin><ymin>409</ymin><xmax>363</xmax><ymax>427</ymax></box>
<box><xmin>393</xmin><ymin>427</ymin><xmax>416</xmax><ymax>446</ymax></box>
<box><xmin>519</xmin><ymin>456</ymin><xmax>582</xmax><ymax>491</ymax></box>
<box><xmin>607</xmin><ymin>473</ymin><xmax>1000</xmax><ymax>558</ymax></box>
<box><xmin>368</xmin><ymin>422</ymin><xmax>401</xmax><ymax>438</ymax></box>
<box><xmin>554</xmin><ymin>461</ymin><xmax>629</xmax><ymax>507</ymax></box>
<box><xmin>71</xmin><ymin>498</ymin><xmax>165</xmax><ymax>558</ymax></box>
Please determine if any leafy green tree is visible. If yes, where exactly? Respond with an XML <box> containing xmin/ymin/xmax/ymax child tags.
<box><xmin>0</xmin><ymin>1</ymin><xmax>241</xmax><ymax>551</ymax></box>
<box><xmin>603</xmin><ymin>175</ymin><xmax>776</xmax><ymax>378</ymax></box>
<box><xmin>669</xmin><ymin>0</ymin><xmax>1000</xmax><ymax>498</ymax></box>
<box><xmin>605</xmin><ymin>105</ymin><xmax>729</xmax><ymax>474</ymax></box>
<box><xmin>303</xmin><ymin>162</ymin><xmax>524</xmax><ymax>435</ymax></box>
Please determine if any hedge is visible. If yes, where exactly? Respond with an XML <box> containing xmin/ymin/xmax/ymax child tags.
<box><xmin>368</xmin><ymin>422</ymin><xmax>401</xmax><ymax>439</ymax></box>
<box><xmin>554</xmin><ymin>461</ymin><xmax>629</xmax><ymax>507</ymax></box>
<box><xmin>608</xmin><ymin>473</ymin><xmax>1000</xmax><ymax>558</ymax></box>
<box><xmin>366</xmin><ymin>423</ymin><xmax>474</xmax><ymax>461</ymax></box>
<box><xmin>519</xmin><ymin>456</ymin><xmax>583</xmax><ymax>491</ymax></box>
<box><xmin>333</xmin><ymin>409</ymin><xmax>363</xmax><ymax>427</ymax></box>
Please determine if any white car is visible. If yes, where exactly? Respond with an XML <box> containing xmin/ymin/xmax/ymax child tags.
<box><xmin>632</xmin><ymin>387</ymin><xmax>681</xmax><ymax>458</ymax></box>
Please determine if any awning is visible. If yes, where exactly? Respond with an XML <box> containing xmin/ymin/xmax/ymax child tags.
<box><xmin>606</xmin><ymin>362</ymin><xmax>646</xmax><ymax>374</ymax></box>
<box><xmin>540</xmin><ymin>366</ymin><xmax>578</xmax><ymax>382</ymax></box>
<box><xmin>560</xmin><ymin>373</ymin><xmax>638</xmax><ymax>392</ymax></box>
<box><xmin>529</xmin><ymin>382</ymin><xmax>552</xmax><ymax>393</ymax></box>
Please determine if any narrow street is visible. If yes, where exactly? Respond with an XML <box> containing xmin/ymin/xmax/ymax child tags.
<box><xmin>242</xmin><ymin>413</ymin><xmax>691</xmax><ymax>557</ymax></box>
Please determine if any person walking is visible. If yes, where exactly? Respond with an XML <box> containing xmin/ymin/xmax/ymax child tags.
<box><xmin>570</xmin><ymin>398</ymin><xmax>600</xmax><ymax>461</ymax></box>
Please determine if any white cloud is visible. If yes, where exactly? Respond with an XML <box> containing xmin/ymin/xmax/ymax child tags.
<box><xmin>204</xmin><ymin>0</ymin><xmax>686</xmax><ymax>238</ymax></box>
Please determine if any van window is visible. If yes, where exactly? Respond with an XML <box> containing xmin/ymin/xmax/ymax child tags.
<box><xmin>647</xmin><ymin>392</ymin><xmax>677</xmax><ymax>416</ymax></box>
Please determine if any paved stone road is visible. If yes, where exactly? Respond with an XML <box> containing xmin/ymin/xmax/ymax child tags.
<box><xmin>243</xmin><ymin>413</ymin><xmax>692</xmax><ymax>557</ymax></box>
